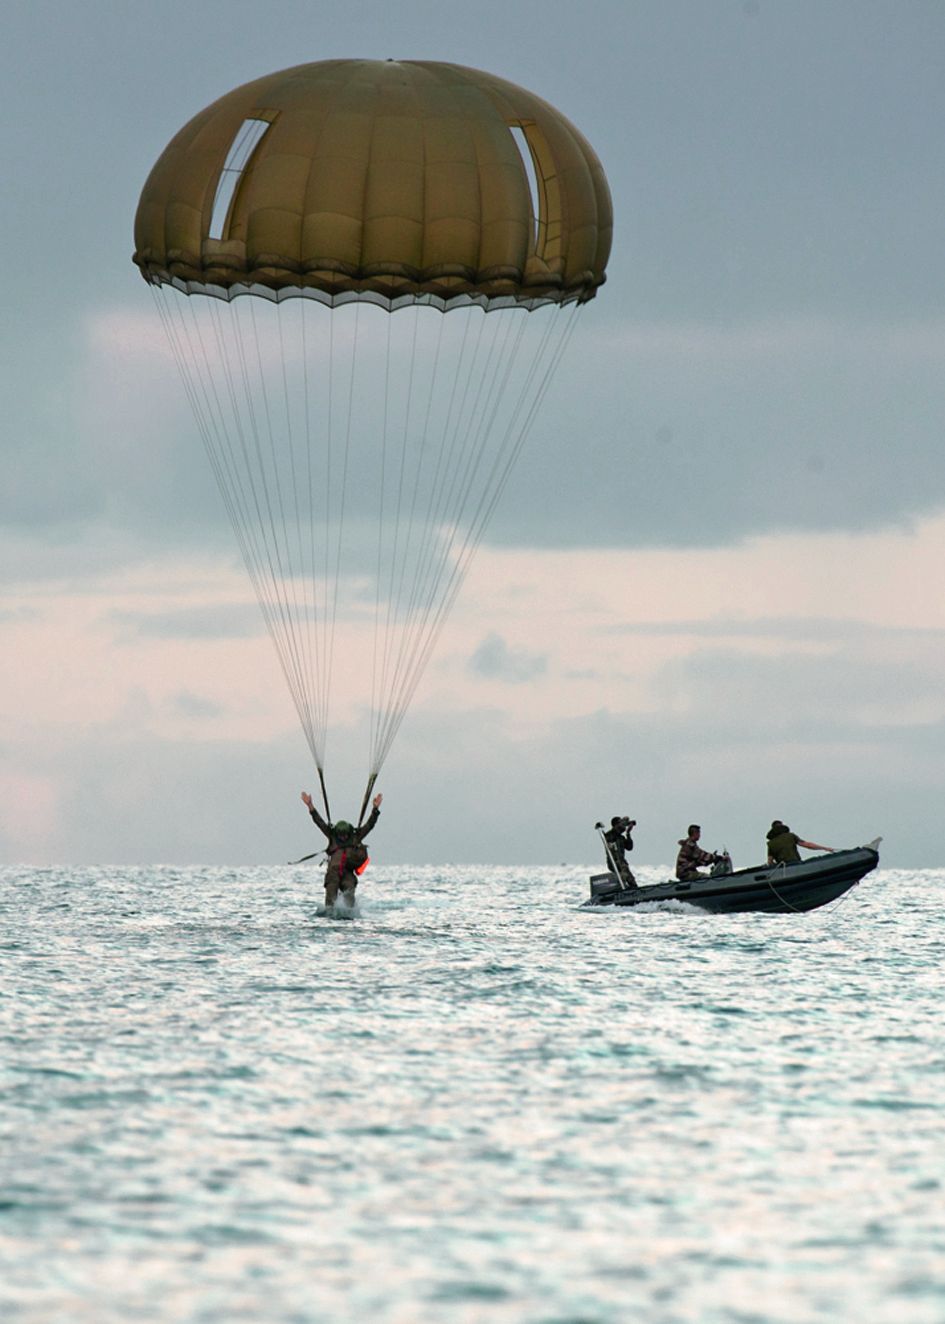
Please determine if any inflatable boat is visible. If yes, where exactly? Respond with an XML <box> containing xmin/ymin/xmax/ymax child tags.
<box><xmin>581</xmin><ymin>842</ymin><xmax>881</xmax><ymax>915</ymax></box>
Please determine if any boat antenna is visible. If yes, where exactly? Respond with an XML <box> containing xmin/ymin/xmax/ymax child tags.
<box><xmin>595</xmin><ymin>821</ymin><xmax>629</xmax><ymax>890</ymax></box>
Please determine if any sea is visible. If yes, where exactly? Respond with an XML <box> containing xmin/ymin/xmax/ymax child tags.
<box><xmin>1</xmin><ymin>862</ymin><xmax>943</xmax><ymax>1324</ymax></box>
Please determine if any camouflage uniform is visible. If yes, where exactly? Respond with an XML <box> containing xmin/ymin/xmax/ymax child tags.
<box><xmin>675</xmin><ymin>836</ymin><xmax>718</xmax><ymax>882</ymax></box>
<box><xmin>604</xmin><ymin>822</ymin><xmax>637</xmax><ymax>886</ymax></box>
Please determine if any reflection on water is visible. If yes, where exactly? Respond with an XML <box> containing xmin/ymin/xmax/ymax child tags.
<box><xmin>1</xmin><ymin>864</ymin><xmax>944</xmax><ymax>1322</ymax></box>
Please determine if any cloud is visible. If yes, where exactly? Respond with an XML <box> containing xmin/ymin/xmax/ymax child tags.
<box><xmin>0</xmin><ymin>605</ymin><xmax>39</xmax><ymax>625</ymax></box>
<box><xmin>651</xmin><ymin>642</ymin><xmax>945</xmax><ymax>732</ymax></box>
<box><xmin>489</xmin><ymin>311</ymin><xmax>945</xmax><ymax>550</ymax></box>
<box><xmin>3</xmin><ymin>677</ymin><xmax>940</xmax><ymax>867</ymax></box>
<box><xmin>468</xmin><ymin>632</ymin><xmax>548</xmax><ymax>684</ymax></box>
<box><xmin>11</xmin><ymin>300</ymin><xmax>945</xmax><ymax>578</ymax></box>
<box><xmin>594</xmin><ymin>315</ymin><xmax>945</xmax><ymax>366</ymax></box>
<box><xmin>601</xmin><ymin>616</ymin><xmax>945</xmax><ymax>642</ymax></box>
<box><xmin>108</xmin><ymin>602</ymin><xmax>264</xmax><ymax>641</ymax></box>
<box><xmin>372</xmin><ymin>700</ymin><xmax>943</xmax><ymax>870</ymax></box>
<box><xmin>0</xmin><ymin>769</ymin><xmax>58</xmax><ymax>861</ymax></box>
<box><xmin>169</xmin><ymin>690</ymin><xmax>226</xmax><ymax>720</ymax></box>
<box><xmin>4</xmin><ymin>0</ymin><xmax>945</xmax><ymax>874</ymax></box>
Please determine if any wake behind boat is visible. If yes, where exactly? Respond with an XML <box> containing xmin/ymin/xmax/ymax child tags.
<box><xmin>581</xmin><ymin>841</ymin><xmax>881</xmax><ymax>915</ymax></box>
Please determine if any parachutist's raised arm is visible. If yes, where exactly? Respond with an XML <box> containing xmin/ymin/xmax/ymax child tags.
<box><xmin>301</xmin><ymin>790</ymin><xmax>330</xmax><ymax>838</ymax></box>
<box><xmin>359</xmin><ymin>796</ymin><xmax>382</xmax><ymax>841</ymax></box>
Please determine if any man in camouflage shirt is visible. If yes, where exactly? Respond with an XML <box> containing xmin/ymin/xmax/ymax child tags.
<box><xmin>675</xmin><ymin>824</ymin><xmax>723</xmax><ymax>881</ymax></box>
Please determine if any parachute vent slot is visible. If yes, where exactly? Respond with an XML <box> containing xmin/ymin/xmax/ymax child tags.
<box><xmin>509</xmin><ymin>125</ymin><xmax>541</xmax><ymax>250</ymax></box>
<box><xmin>209</xmin><ymin>117</ymin><xmax>272</xmax><ymax>239</ymax></box>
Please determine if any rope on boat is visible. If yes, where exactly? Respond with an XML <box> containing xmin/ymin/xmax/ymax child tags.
<box><xmin>764</xmin><ymin>862</ymin><xmax>860</xmax><ymax>917</ymax></box>
<box><xmin>764</xmin><ymin>863</ymin><xmax>804</xmax><ymax>913</ymax></box>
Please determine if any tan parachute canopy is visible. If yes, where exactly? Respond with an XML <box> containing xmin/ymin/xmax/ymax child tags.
<box><xmin>133</xmin><ymin>59</ymin><xmax>612</xmax><ymax>309</ymax></box>
<box><xmin>134</xmin><ymin>59</ymin><xmax>611</xmax><ymax>820</ymax></box>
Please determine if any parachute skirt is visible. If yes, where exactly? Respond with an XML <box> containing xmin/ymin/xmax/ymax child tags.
<box><xmin>138</xmin><ymin>270</ymin><xmax>589</xmax><ymax>314</ymax></box>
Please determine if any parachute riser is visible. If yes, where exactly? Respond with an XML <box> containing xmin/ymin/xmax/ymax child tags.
<box><xmin>357</xmin><ymin>772</ymin><xmax>378</xmax><ymax>828</ymax></box>
<box><xmin>317</xmin><ymin>766</ymin><xmax>331</xmax><ymax>822</ymax></box>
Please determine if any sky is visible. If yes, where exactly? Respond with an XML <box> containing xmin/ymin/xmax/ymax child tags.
<box><xmin>2</xmin><ymin>0</ymin><xmax>944</xmax><ymax>867</ymax></box>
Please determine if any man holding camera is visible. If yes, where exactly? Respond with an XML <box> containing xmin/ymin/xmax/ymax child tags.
<box><xmin>603</xmin><ymin>816</ymin><xmax>638</xmax><ymax>888</ymax></box>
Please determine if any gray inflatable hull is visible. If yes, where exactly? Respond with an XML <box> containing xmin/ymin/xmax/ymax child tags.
<box><xmin>581</xmin><ymin>846</ymin><xmax>880</xmax><ymax>915</ymax></box>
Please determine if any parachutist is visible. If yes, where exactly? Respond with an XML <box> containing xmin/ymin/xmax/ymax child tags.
<box><xmin>301</xmin><ymin>791</ymin><xmax>383</xmax><ymax>908</ymax></box>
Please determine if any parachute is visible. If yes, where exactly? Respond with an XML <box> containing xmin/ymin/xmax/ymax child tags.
<box><xmin>133</xmin><ymin>59</ymin><xmax>611</xmax><ymax>819</ymax></box>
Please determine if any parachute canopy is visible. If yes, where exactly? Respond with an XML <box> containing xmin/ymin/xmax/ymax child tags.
<box><xmin>133</xmin><ymin>59</ymin><xmax>612</xmax><ymax>309</ymax></box>
<box><xmin>133</xmin><ymin>60</ymin><xmax>611</xmax><ymax>813</ymax></box>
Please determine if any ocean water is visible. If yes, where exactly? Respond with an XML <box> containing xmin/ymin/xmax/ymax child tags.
<box><xmin>1</xmin><ymin>862</ymin><xmax>943</xmax><ymax>1324</ymax></box>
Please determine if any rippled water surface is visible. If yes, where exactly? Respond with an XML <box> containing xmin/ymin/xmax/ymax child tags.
<box><xmin>2</xmin><ymin>863</ymin><xmax>944</xmax><ymax>1322</ymax></box>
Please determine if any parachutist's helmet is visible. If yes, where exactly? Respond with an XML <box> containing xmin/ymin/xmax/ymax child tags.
<box><xmin>333</xmin><ymin>821</ymin><xmax>354</xmax><ymax>839</ymax></box>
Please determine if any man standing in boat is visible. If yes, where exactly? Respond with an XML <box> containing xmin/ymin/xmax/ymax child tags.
<box><xmin>301</xmin><ymin>791</ymin><xmax>383</xmax><ymax>907</ymax></box>
<box><xmin>766</xmin><ymin>821</ymin><xmax>834</xmax><ymax>866</ymax></box>
<box><xmin>603</xmin><ymin>816</ymin><xmax>638</xmax><ymax>887</ymax></box>
<box><xmin>675</xmin><ymin>825</ymin><xmax>724</xmax><ymax>881</ymax></box>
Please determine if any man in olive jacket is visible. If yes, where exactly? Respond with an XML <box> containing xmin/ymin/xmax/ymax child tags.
<box><xmin>301</xmin><ymin>790</ymin><xmax>383</xmax><ymax>907</ymax></box>
<box><xmin>766</xmin><ymin>821</ymin><xmax>833</xmax><ymax>866</ymax></box>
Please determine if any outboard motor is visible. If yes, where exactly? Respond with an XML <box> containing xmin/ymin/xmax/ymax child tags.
<box><xmin>589</xmin><ymin>872</ymin><xmax>621</xmax><ymax>900</ymax></box>
<box><xmin>710</xmin><ymin>850</ymin><xmax>733</xmax><ymax>877</ymax></box>
<box><xmin>590</xmin><ymin>819</ymin><xmax>628</xmax><ymax>901</ymax></box>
